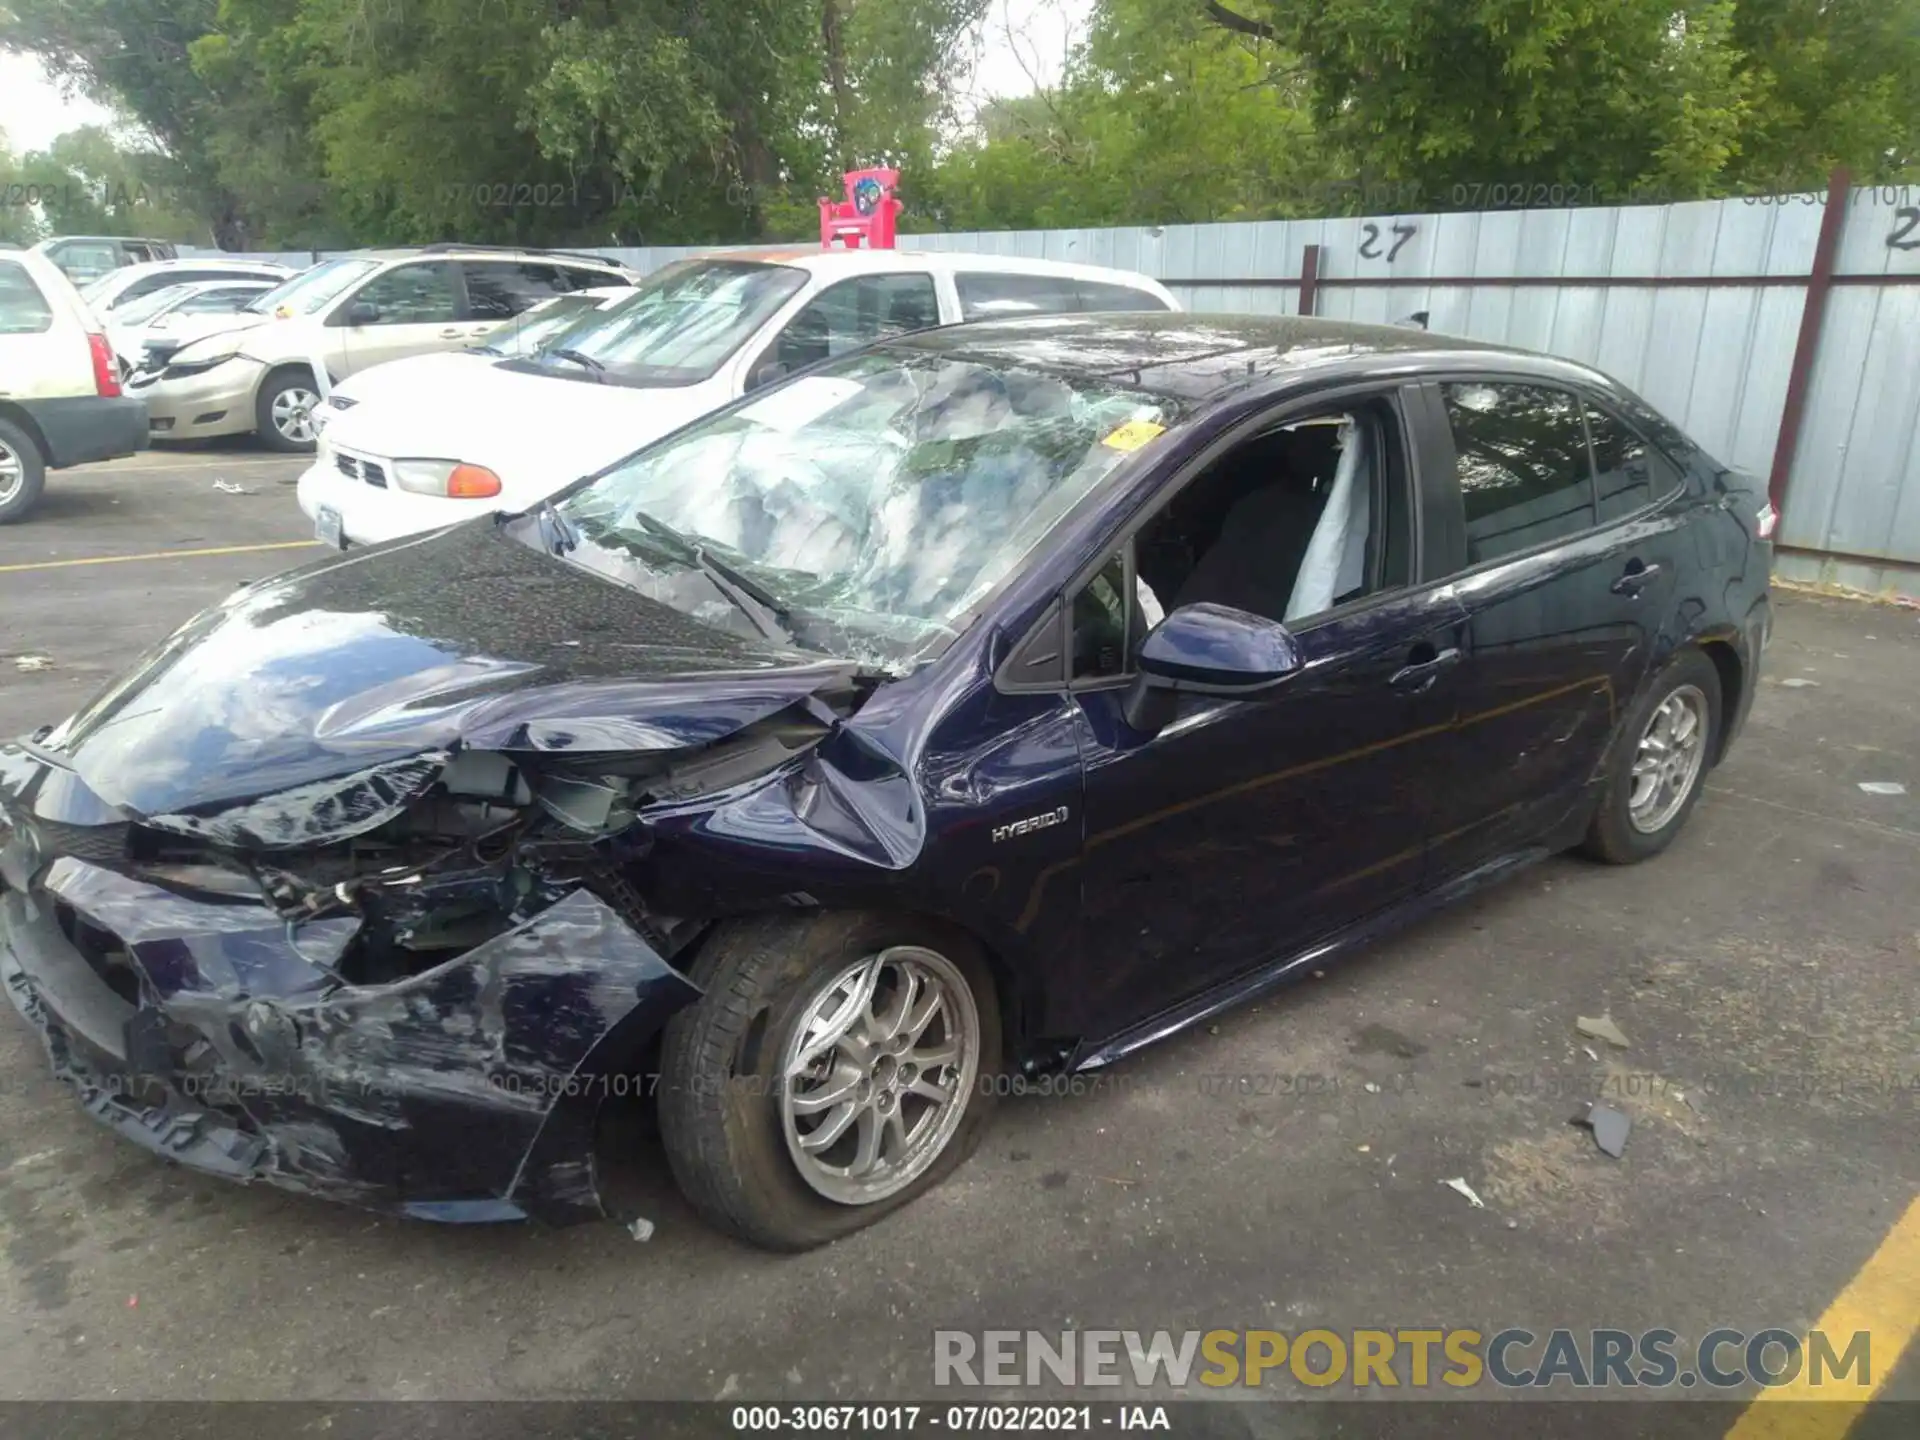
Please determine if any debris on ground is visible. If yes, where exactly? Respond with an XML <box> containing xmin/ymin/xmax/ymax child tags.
<box><xmin>1576</xmin><ymin>1014</ymin><xmax>1631</xmax><ymax>1049</ymax></box>
<box><xmin>1571</xmin><ymin>1102</ymin><xmax>1633</xmax><ymax>1159</ymax></box>
<box><xmin>1581</xmin><ymin>1045</ymin><xmax>1600</xmax><ymax>1062</ymax></box>
<box><xmin>1778</xmin><ymin>677</ymin><xmax>1820</xmax><ymax>688</ymax></box>
<box><xmin>212</xmin><ymin>479</ymin><xmax>256</xmax><ymax>495</ymax></box>
<box><xmin>1858</xmin><ymin>781</ymin><xmax>1907</xmax><ymax>796</ymax></box>
<box><xmin>628</xmin><ymin>1217</ymin><xmax>655</xmax><ymax>1242</ymax></box>
<box><xmin>1441</xmin><ymin>1177</ymin><xmax>1486</xmax><ymax>1208</ymax></box>
<box><xmin>12</xmin><ymin>655</ymin><xmax>54</xmax><ymax>673</ymax></box>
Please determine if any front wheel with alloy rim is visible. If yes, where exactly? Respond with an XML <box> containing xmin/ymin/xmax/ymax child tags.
<box><xmin>659</xmin><ymin>912</ymin><xmax>1001</xmax><ymax>1250</ymax></box>
<box><xmin>255</xmin><ymin>369</ymin><xmax>321</xmax><ymax>452</ymax></box>
<box><xmin>1581</xmin><ymin>648</ymin><xmax>1723</xmax><ymax>864</ymax></box>
<box><xmin>0</xmin><ymin>418</ymin><xmax>48</xmax><ymax>525</ymax></box>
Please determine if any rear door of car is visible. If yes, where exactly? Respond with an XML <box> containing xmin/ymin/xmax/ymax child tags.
<box><xmin>1417</xmin><ymin>376</ymin><xmax>1688</xmax><ymax>883</ymax></box>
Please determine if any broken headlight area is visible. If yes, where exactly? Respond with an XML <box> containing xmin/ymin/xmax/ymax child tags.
<box><xmin>110</xmin><ymin>706</ymin><xmax>838</xmax><ymax>987</ymax></box>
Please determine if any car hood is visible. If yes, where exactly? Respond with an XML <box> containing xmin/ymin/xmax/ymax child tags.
<box><xmin>332</xmin><ymin>350</ymin><xmax>498</xmax><ymax>406</ymax></box>
<box><xmin>322</xmin><ymin>362</ymin><xmax>714</xmax><ymax>498</ymax></box>
<box><xmin>34</xmin><ymin>520</ymin><xmax>861</xmax><ymax>830</ymax></box>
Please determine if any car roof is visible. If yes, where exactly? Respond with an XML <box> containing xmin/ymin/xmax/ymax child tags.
<box><xmin>107</xmin><ymin>258</ymin><xmax>291</xmax><ymax>280</ymax></box>
<box><xmin>678</xmin><ymin>246</ymin><xmax>1169</xmax><ymax>291</ymax></box>
<box><xmin>350</xmin><ymin>246</ymin><xmax>629</xmax><ymax>266</ymax></box>
<box><xmin>885</xmin><ymin>312</ymin><xmax>1607</xmax><ymax>402</ymax></box>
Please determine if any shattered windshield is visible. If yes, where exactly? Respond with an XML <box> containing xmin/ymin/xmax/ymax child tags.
<box><xmin>541</xmin><ymin>348</ymin><xmax>1187</xmax><ymax>672</ymax></box>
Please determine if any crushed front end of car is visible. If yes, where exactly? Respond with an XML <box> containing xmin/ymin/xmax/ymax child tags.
<box><xmin>0</xmin><ymin>619</ymin><xmax>872</xmax><ymax>1223</ymax></box>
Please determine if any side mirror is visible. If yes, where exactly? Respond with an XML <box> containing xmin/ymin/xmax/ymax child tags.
<box><xmin>342</xmin><ymin>301</ymin><xmax>380</xmax><ymax>326</ymax></box>
<box><xmin>1122</xmin><ymin>603</ymin><xmax>1304</xmax><ymax>736</ymax></box>
<box><xmin>751</xmin><ymin>361</ymin><xmax>789</xmax><ymax>391</ymax></box>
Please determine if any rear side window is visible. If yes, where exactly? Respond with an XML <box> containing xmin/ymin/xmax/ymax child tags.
<box><xmin>1076</xmin><ymin>280</ymin><xmax>1171</xmax><ymax>312</ymax></box>
<box><xmin>1441</xmin><ymin>382</ymin><xmax>1595</xmax><ymax>564</ymax></box>
<box><xmin>561</xmin><ymin>265</ymin><xmax>629</xmax><ymax>290</ymax></box>
<box><xmin>956</xmin><ymin>272</ymin><xmax>1170</xmax><ymax>320</ymax></box>
<box><xmin>1586</xmin><ymin>401</ymin><xmax>1685</xmax><ymax>521</ymax></box>
<box><xmin>0</xmin><ymin>261</ymin><xmax>54</xmax><ymax>335</ymax></box>
<box><xmin>957</xmin><ymin>271</ymin><xmax>1079</xmax><ymax>319</ymax></box>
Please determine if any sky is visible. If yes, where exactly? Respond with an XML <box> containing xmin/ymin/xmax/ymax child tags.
<box><xmin>0</xmin><ymin>0</ymin><xmax>1091</xmax><ymax>158</ymax></box>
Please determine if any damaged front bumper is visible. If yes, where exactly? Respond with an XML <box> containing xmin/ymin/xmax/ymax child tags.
<box><xmin>0</xmin><ymin>856</ymin><xmax>699</xmax><ymax>1223</ymax></box>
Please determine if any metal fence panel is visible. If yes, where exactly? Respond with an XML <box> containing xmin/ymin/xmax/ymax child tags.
<box><xmin>197</xmin><ymin>188</ymin><xmax>1920</xmax><ymax>589</ymax></box>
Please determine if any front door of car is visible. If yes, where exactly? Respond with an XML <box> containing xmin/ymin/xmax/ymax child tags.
<box><xmin>328</xmin><ymin>261</ymin><xmax>466</xmax><ymax>376</ymax></box>
<box><xmin>1062</xmin><ymin>391</ymin><xmax>1468</xmax><ymax>1040</ymax></box>
<box><xmin>1419</xmin><ymin>381</ymin><xmax>1686</xmax><ymax>882</ymax></box>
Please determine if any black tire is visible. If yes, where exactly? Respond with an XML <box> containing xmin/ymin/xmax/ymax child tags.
<box><xmin>659</xmin><ymin>911</ymin><xmax>1002</xmax><ymax>1251</ymax></box>
<box><xmin>253</xmin><ymin>368</ymin><xmax>321</xmax><ymax>453</ymax></box>
<box><xmin>0</xmin><ymin>417</ymin><xmax>48</xmax><ymax>525</ymax></box>
<box><xmin>1580</xmin><ymin>648</ymin><xmax>1722</xmax><ymax>864</ymax></box>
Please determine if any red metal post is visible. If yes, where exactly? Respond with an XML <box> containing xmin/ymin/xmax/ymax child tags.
<box><xmin>1298</xmin><ymin>243</ymin><xmax>1320</xmax><ymax>317</ymax></box>
<box><xmin>1767</xmin><ymin>167</ymin><xmax>1851</xmax><ymax>519</ymax></box>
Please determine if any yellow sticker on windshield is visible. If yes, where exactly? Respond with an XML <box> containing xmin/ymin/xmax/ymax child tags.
<box><xmin>1102</xmin><ymin>419</ymin><xmax>1166</xmax><ymax>452</ymax></box>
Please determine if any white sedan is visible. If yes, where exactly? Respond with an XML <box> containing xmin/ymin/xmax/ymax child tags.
<box><xmin>298</xmin><ymin>249</ymin><xmax>1178</xmax><ymax>550</ymax></box>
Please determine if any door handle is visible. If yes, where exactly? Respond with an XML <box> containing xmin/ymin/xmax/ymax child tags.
<box><xmin>439</xmin><ymin>327</ymin><xmax>463</xmax><ymax>338</ymax></box>
<box><xmin>1611</xmin><ymin>560</ymin><xmax>1663</xmax><ymax>596</ymax></box>
<box><xmin>1389</xmin><ymin>646</ymin><xmax>1462</xmax><ymax>693</ymax></box>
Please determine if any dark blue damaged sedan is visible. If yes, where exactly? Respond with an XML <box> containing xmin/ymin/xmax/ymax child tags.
<box><xmin>0</xmin><ymin>314</ymin><xmax>1773</xmax><ymax>1248</ymax></box>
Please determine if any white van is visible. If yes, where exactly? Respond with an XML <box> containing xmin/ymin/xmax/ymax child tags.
<box><xmin>297</xmin><ymin>248</ymin><xmax>1179</xmax><ymax>549</ymax></box>
<box><xmin>0</xmin><ymin>248</ymin><xmax>148</xmax><ymax>524</ymax></box>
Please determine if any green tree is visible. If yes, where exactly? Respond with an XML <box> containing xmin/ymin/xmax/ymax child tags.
<box><xmin>0</xmin><ymin>0</ymin><xmax>267</xmax><ymax>243</ymax></box>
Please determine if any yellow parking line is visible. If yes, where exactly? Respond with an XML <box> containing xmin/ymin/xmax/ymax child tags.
<box><xmin>0</xmin><ymin>540</ymin><xmax>319</xmax><ymax>575</ymax></box>
<box><xmin>1724</xmin><ymin>1191</ymin><xmax>1920</xmax><ymax>1438</ymax></box>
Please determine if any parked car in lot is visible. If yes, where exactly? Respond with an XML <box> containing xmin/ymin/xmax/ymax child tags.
<box><xmin>0</xmin><ymin>246</ymin><xmax>147</xmax><ymax>524</ymax></box>
<box><xmin>31</xmin><ymin>235</ymin><xmax>179</xmax><ymax>287</ymax></box>
<box><xmin>80</xmin><ymin>258</ymin><xmax>293</xmax><ymax>322</ymax></box>
<box><xmin>105</xmin><ymin>278</ymin><xmax>284</xmax><ymax>373</ymax></box>
<box><xmin>127</xmin><ymin>245</ymin><xmax>636</xmax><ymax>451</ymax></box>
<box><xmin>0</xmin><ymin>314</ymin><xmax>1773</xmax><ymax>1246</ymax></box>
<box><xmin>298</xmin><ymin>249</ymin><xmax>1178</xmax><ymax>548</ymax></box>
<box><xmin>308</xmin><ymin>285</ymin><xmax>633</xmax><ymax>428</ymax></box>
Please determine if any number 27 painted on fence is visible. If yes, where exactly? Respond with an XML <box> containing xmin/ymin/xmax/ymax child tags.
<box><xmin>1359</xmin><ymin>222</ymin><xmax>1419</xmax><ymax>261</ymax></box>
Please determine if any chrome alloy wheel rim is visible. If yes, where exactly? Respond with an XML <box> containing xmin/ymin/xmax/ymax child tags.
<box><xmin>1628</xmin><ymin>684</ymin><xmax>1709</xmax><ymax>834</ymax></box>
<box><xmin>0</xmin><ymin>439</ymin><xmax>23</xmax><ymax>505</ymax></box>
<box><xmin>271</xmin><ymin>386</ymin><xmax>320</xmax><ymax>444</ymax></box>
<box><xmin>779</xmin><ymin>946</ymin><xmax>980</xmax><ymax>1206</ymax></box>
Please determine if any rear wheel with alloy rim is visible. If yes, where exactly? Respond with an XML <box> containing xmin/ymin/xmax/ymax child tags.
<box><xmin>0</xmin><ymin>418</ymin><xmax>47</xmax><ymax>525</ymax></box>
<box><xmin>1581</xmin><ymin>648</ymin><xmax>1723</xmax><ymax>864</ymax></box>
<box><xmin>660</xmin><ymin>912</ymin><xmax>1000</xmax><ymax>1250</ymax></box>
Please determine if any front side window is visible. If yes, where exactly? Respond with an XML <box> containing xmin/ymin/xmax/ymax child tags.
<box><xmin>535</xmin><ymin>348</ymin><xmax>1189</xmax><ymax>671</ymax></box>
<box><xmin>346</xmin><ymin>262</ymin><xmax>461</xmax><ymax>325</ymax></box>
<box><xmin>1441</xmin><ymin>382</ymin><xmax>1594</xmax><ymax>564</ymax></box>
<box><xmin>761</xmin><ymin>273</ymin><xmax>941</xmax><ymax>377</ymax></box>
<box><xmin>0</xmin><ymin>260</ymin><xmax>53</xmax><ymax>335</ymax></box>
<box><xmin>1586</xmin><ymin>401</ymin><xmax>1684</xmax><ymax>522</ymax></box>
<box><xmin>1063</xmin><ymin>405</ymin><xmax>1406</xmax><ymax>684</ymax></box>
<box><xmin>526</xmin><ymin>258</ymin><xmax>807</xmax><ymax>386</ymax></box>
